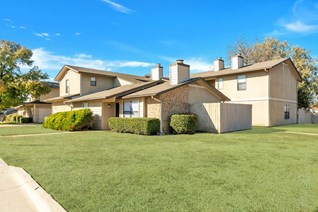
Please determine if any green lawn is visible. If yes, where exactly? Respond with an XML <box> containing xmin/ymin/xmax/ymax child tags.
<box><xmin>0</xmin><ymin>124</ymin><xmax>317</xmax><ymax>211</ymax></box>
<box><xmin>0</xmin><ymin>125</ymin><xmax>56</xmax><ymax>136</ymax></box>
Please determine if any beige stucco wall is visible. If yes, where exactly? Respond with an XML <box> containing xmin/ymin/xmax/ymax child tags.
<box><xmin>80</xmin><ymin>73</ymin><xmax>114</xmax><ymax>95</ymax></box>
<box><xmin>188</xmin><ymin>85</ymin><xmax>221</xmax><ymax>104</ymax></box>
<box><xmin>59</xmin><ymin>70</ymin><xmax>81</xmax><ymax>96</ymax></box>
<box><xmin>73</xmin><ymin>101</ymin><xmax>103</xmax><ymax>129</ymax></box>
<box><xmin>102</xmin><ymin>102</ymin><xmax>116</xmax><ymax>129</ymax></box>
<box><xmin>214</xmin><ymin>70</ymin><xmax>269</xmax><ymax>101</ymax></box>
<box><xmin>40</xmin><ymin>87</ymin><xmax>59</xmax><ymax>101</ymax></box>
<box><xmin>72</xmin><ymin>101</ymin><xmax>116</xmax><ymax>130</ymax></box>
<box><xmin>114</xmin><ymin>77</ymin><xmax>133</xmax><ymax>87</ymax></box>
<box><xmin>268</xmin><ymin>63</ymin><xmax>298</xmax><ymax>126</ymax></box>
<box><xmin>269</xmin><ymin>63</ymin><xmax>298</xmax><ymax>101</ymax></box>
<box><xmin>52</xmin><ymin>102</ymin><xmax>72</xmax><ymax>114</ymax></box>
<box><xmin>211</xmin><ymin>71</ymin><xmax>270</xmax><ymax>126</ymax></box>
<box><xmin>269</xmin><ymin>101</ymin><xmax>297</xmax><ymax>126</ymax></box>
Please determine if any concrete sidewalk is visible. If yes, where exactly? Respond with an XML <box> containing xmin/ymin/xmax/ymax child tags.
<box><xmin>0</xmin><ymin>159</ymin><xmax>65</xmax><ymax>212</ymax></box>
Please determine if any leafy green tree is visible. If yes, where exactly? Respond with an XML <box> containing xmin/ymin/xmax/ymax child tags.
<box><xmin>0</xmin><ymin>40</ymin><xmax>50</xmax><ymax>109</ymax></box>
<box><xmin>228</xmin><ymin>37</ymin><xmax>318</xmax><ymax>108</ymax></box>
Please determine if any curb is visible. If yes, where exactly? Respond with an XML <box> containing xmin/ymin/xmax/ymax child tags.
<box><xmin>0</xmin><ymin>158</ymin><xmax>66</xmax><ymax>212</ymax></box>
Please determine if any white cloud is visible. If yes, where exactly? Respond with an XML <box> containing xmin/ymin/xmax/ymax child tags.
<box><xmin>3</xmin><ymin>18</ymin><xmax>13</xmax><ymax>22</ymax></box>
<box><xmin>102</xmin><ymin>0</ymin><xmax>133</xmax><ymax>14</ymax></box>
<box><xmin>270</xmin><ymin>0</ymin><xmax>318</xmax><ymax>36</ymax></box>
<box><xmin>159</xmin><ymin>56</ymin><xmax>212</xmax><ymax>73</ymax></box>
<box><xmin>21</xmin><ymin>48</ymin><xmax>153</xmax><ymax>75</ymax></box>
<box><xmin>186</xmin><ymin>58</ymin><xmax>213</xmax><ymax>73</ymax></box>
<box><xmin>34</xmin><ymin>33</ymin><xmax>49</xmax><ymax>37</ymax></box>
<box><xmin>19</xmin><ymin>26</ymin><xmax>26</xmax><ymax>29</ymax></box>
<box><xmin>283</xmin><ymin>21</ymin><xmax>318</xmax><ymax>33</ymax></box>
<box><xmin>75</xmin><ymin>32</ymin><xmax>81</xmax><ymax>36</ymax></box>
<box><xmin>10</xmin><ymin>26</ymin><xmax>16</xmax><ymax>29</ymax></box>
<box><xmin>75</xmin><ymin>53</ymin><xmax>92</xmax><ymax>58</ymax></box>
<box><xmin>55</xmin><ymin>33</ymin><xmax>61</xmax><ymax>36</ymax></box>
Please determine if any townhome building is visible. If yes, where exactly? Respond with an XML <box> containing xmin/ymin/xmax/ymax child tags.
<box><xmin>192</xmin><ymin>55</ymin><xmax>302</xmax><ymax>126</ymax></box>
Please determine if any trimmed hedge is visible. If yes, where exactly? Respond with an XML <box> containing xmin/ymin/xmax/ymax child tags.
<box><xmin>5</xmin><ymin>114</ymin><xmax>22</xmax><ymax>123</ymax></box>
<box><xmin>108</xmin><ymin>117</ymin><xmax>160</xmax><ymax>135</ymax></box>
<box><xmin>170</xmin><ymin>114</ymin><xmax>198</xmax><ymax>134</ymax></box>
<box><xmin>43</xmin><ymin>109</ymin><xmax>94</xmax><ymax>131</ymax></box>
<box><xmin>20</xmin><ymin>117</ymin><xmax>33</xmax><ymax>123</ymax></box>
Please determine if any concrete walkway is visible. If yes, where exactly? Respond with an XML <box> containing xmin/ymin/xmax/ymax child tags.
<box><xmin>283</xmin><ymin>131</ymin><xmax>318</xmax><ymax>136</ymax></box>
<box><xmin>0</xmin><ymin>159</ymin><xmax>65</xmax><ymax>212</ymax></box>
<box><xmin>0</xmin><ymin>123</ymin><xmax>40</xmax><ymax>128</ymax></box>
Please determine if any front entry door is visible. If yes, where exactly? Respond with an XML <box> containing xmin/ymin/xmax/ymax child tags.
<box><xmin>115</xmin><ymin>103</ymin><xmax>119</xmax><ymax>117</ymax></box>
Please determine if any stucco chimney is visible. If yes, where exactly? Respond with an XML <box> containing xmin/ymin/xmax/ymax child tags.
<box><xmin>231</xmin><ymin>54</ymin><xmax>244</xmax><ymax>70</ymax></box>
<box><xmin>169</xmin><ymin>59</ymin><xmax>190</xmax><ymax>85</ymax></box>
<box><xmin>151</xmin><ymin>63</ymin><xmax>163</xmax><ymax>80</ymax></box>
<box><xmin>214</xmin><ymin>57</ymin><xmax>224</xmax><ymax>71</ymax></box>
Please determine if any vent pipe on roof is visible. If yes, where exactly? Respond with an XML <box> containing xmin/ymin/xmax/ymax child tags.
<box><xmin>214</xmin><ymin>57</ymin><xmax>224</xmax><ymax>71</ymax></box>
<box><xmin>151</xmin><ymin>63</ymin><xmax>163</xmax><ymax>81</ymax></box>
<box><xmin>231</xmin><ymin>54</ymin><xmax>244</xmax><ymax>70</ymax></box>
<box><xmin>169</xmin><ymin>59</ymin><xmax>190</xmax><ymax>85</ymax></box>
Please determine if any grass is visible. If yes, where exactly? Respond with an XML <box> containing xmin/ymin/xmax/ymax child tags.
<box><xmin>0</xmin><ymin>125</ymin><xmax>56</xmax><ymax>136</ymax></box>
<box><xmin>0</xmin><ymin>124</ymin><xmax>317</xmax><ymax>211</ymax></box>
<box><xmin>0</xmin><ymin>122</ymin><xmax>18</xmax><ymax>125</ymax></box>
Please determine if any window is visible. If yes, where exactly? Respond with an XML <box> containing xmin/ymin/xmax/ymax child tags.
<box><xmin>90</xmin><ymin>77</ymin><xmax>97</xmax><ymax>86</ymax></box>
<box><xmin>217</xmin><ymin>78</ymin><xmax>223</xmax><ymax>90</ymax></box>
<box><xmin>237</xmin><ymin>75</ymin><xmax>246</xmax><ymax>91</ymax></box>
<box><xmin>123</xmin><ymin>101</ymin><xmax>140</xmax><ymax>117</ymax></box>
<box><xmin>65</xmin><ymin>79</ymin><xmax>70</xmax><ymax>93</ymax></box>
<box><xmin>83</xmin><ymin>103</ymin><xmax>89</xmax><ymax>108</ymax></box>
<box><xmin>284</xmin><ymin>105</ymin><xmax>290</xmax><ymax>119</ymax></box>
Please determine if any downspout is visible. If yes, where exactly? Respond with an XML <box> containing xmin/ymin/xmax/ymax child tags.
<box><xmin>151</xmin><ymin>95</ymin><xmax>163</xmax><ymax>134</ymax></box>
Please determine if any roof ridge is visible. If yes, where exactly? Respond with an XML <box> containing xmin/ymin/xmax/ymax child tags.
<box><xmin>65</xmin><ymin>64</ymin><xmax>150</xmax><ymax>80</ymax></box>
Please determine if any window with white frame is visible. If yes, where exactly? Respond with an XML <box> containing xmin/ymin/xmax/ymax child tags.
<box><xmin>83</xmin><ymin>103</ymin><xmax>89</xmax><ymax>108</ymax></box>
<box><xmin>284</xmin><ymin>105</ymin><xmax>290</xmax><ymax>119</ymax></box>
<box><xmin>237</xmin><ymin>75</ymin><xmax>246</xmax><ymax>91</ymax></box>
<box><xmin>90</xmin><ymin>77</ymin><xmax>97</xmax><ymax>86</ymax></box>
<box><xmin>123</xmin><ymin>101</ymin><xmax>140</xmax><ymax>117</ymax></box>
<box><xmin>217</xmin><ymin>78</ymin><xmax>223</xmax><ymax>90</ymax></box>
<box><xmin>65</xmin><ymin>79</ymin><xmax>70</xmax><ymax>93</ymax></box>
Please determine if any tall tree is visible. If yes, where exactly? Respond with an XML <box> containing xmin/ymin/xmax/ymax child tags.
<box><xmin>0</xmin><ymin>40</ymin><xmax>50</xmax><ymax>109</ymax></box>
<box><xmin>228</xmin><ymin>37</ymin><xmax>318</xmax><ymax>108</ymax></box>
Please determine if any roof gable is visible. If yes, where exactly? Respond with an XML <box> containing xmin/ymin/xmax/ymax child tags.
<box><xmin>55</xmin><ymin>65</ymin><xmax>152</xmax><ymax>83</ymax></box>
<box><xmin>122</xmin><ymin>78</ymin><xmax>230</xmax><ymax>101</ymax></box>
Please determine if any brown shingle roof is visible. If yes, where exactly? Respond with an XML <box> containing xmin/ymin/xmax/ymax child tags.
<box><xmin>55</xmin><ymin>65</ymin><xmax>152</xmax><ymax>83</ymax></box>
<box><xmin>191</xmin><ymin>58</ymin><xmax>302</xmax><ymax>81</ymax></box>
<box><xmin>122</xmin><ymin>78</ymin><xmax>230</xmax><ymax>101</ymax></box>
<box><xmin>66</xmin><ymin>81</ymin><xmax>161</xmax><ymax>103</ymax></box>
<box><xmin>45</xmin><ymin>93</ymin><xmax>80</xmax><ymax>102</ymax></box>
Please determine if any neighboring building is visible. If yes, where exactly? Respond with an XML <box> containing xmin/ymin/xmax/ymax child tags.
<box><xmin>192</xmin><ymin>56</ymin><xmax>302</xmax><ymax>126</ymax></box>
<box><xmin>17</xmin><ymin>82</ymin><xmax>59</xmax><ymax>123</ymax></box>
<box><xmin>47</xmin><ymin>60</ymin><xmax>248</xmax><ymax>133</ymax></box>
<box><xmin>45</xmin><ymin>65</ymin><xmax>152</xmax><ymax>114</ymax></box>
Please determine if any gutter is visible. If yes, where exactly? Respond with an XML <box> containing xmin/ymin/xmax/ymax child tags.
<box><xmin>151</xmin><ymin>95</ymin><xmax>163</xmax><ymax>135</ymax></box>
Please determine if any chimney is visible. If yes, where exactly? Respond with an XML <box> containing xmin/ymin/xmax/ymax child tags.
<box><xmin>151</xmin><ymin>63</ymin><xmax>163</xmax><ymax>80</ymax></box>
<box><xmin>231</xmin><ymin>54</ymin><xmax>244</xmax><ymax>70</ymax></box>
<box><xmin>214</xmin><ymin>57</ymin><xmax>224</xmax><ymax>71</ymax></box>
<box><xmin>169</xmin><ymin>59</ymin><xmax>190</xmax><ymax>85</ymax></box>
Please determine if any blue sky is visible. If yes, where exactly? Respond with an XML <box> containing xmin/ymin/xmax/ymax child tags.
<box><xmin>1</xmin><ymin>0</ymin><xmax>318</xmax><ymax>80</ymax></box>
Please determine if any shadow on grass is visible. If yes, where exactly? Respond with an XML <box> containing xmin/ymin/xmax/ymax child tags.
<box><xmin>231</xmin><ymin>127</ymin><xmax>286</xmax><ymax>135</ymax></box>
